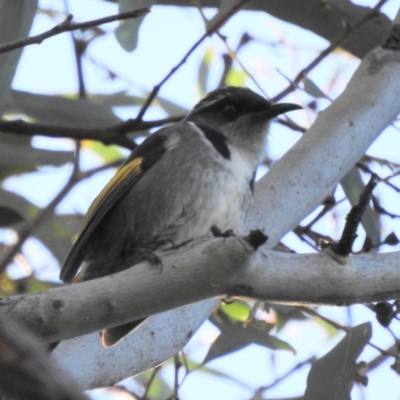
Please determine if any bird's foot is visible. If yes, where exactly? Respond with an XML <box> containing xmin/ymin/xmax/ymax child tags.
<box><xmin>211</xmin><ymin>225</ymin><xmax>235</xmax><ymax>238</ymax></box>
<box><xmin>137</xmin><ymin>248</ymin><xmax>163</xmax><ymax>274</ymax></box>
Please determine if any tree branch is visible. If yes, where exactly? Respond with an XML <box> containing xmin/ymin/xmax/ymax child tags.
<box><xmin>2</xmin><ymin>236</ymin><xmax>400</xmax><ymax>345</ymax></box>
<box><xmin>0</xmin><ymin>8</ymin><xmax>150</xmax><ymax>54</ymax></box>
<box><xmin>0</xmin><ymin>116</ymin><xmax>182</xmax><ymax>149</ymax></box>
<box><xmin>52</xmin><ymin>301</ymin><xmax>217</xmax><ymax>390</ymax></box>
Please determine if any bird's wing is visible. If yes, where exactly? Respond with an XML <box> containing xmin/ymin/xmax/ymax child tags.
<box><xmin>60</xmin><ymin>131</ymin><xmax>169</xmax><ymax>283</ymax></box>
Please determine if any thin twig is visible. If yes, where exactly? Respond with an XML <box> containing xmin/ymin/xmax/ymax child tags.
<box><xmin>173</xmin><ymin>354</ymin><xmax>181</xmax><ymax>399</ymax></box>
<box><xmin>331</xmin><ymin>174</ymin><xmax>377</xmax><ymax>256</ymax></box>
<box><xmin>0</xmin><ymin>115</ymin><xmax>183</xmax><ymax>149</ymax></box>
<box><xmin>0</xmin><ymin>159</ymin><xmax>122</xmax><ymax>274</ymax></box>
<box><xmin>298</xmin><ymin>306</ymin><xmax>349</xmax><ymax>331</ymax></box>
<box><xmin>299</xmin><ymin>306</ymin><xmax>400</xmax><ymax>362</ymax></box>
<box><xmin>259</xmin><ymin>356</ymin><xmax>315</xmax><ymax>393</ymax></box>
<box><xmin>141</xmin><ymin>366</ymin><xmax>161</xmax><ymax>400</ymax></box>
<box><xmin>135</xmin><ymin>0</ymin><xmax>250</xmax><ymax>122</ymax></box>
<box><xmin>63</xmin><ymin>0</ymin><xmax>87</xmax><ymax>100</ymax></box>
<box><xmin>72</xmin><ymin>38</ymin><xmax>87</xmax><ymax>98</ymax></box>
<box><xmin>0</xmin><ymin>173</ymin><xmax>79</xmax><ymax>274</ymax></box>
<box><xmin>0</xmin><ymin>8</ymin><xmax>150</xmax><ymax>54</ymax></box>
<box><xmin>272</xmin><ymin>0</ymin><xmax>387</xmax><ymax>102</ymax></box>
<box><xmin>194</xmin><ymin>3</ymin><xmax>266</xmax><ymax>96</ymax></box>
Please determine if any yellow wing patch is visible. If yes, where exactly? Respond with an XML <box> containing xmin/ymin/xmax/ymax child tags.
<box><xmin>72</xmin><ymin>273</ymin><xmax>84</xmax><ymax>284</ymax></box>
<box><xmin>79</xmin><ymin>157</ymin><xmax>143</xmax><ymax>235</ymax></box>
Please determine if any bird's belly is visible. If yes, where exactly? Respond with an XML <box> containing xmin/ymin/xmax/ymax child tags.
<box><xmin>172</xmin><ymin>166</ymin><xmax>252</xmax><ymax>243</ymax></box>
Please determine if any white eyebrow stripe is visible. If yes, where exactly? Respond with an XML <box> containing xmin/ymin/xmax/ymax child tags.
<box><xmin>194</xmin><ymin>92</ymin><xmax>233</xmax><ymax>111</ymax></box>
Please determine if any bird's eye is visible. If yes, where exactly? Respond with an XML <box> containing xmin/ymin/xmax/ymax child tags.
<box><xmin>222</xmin><ymin>104</ymin><xmax>237</xmax><ymax>119</ymax></box>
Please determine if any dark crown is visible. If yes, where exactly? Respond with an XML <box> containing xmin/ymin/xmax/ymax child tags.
<box><xmin>192</xmin><ymin>86</ymin><xmax>270</xmax><ymax>117</ymax></box>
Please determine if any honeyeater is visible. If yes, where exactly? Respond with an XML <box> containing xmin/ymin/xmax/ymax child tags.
<box><xmin>60</xmin><ymin>86</ymin><xmax>301</xmax><ymax>347</ymax></box>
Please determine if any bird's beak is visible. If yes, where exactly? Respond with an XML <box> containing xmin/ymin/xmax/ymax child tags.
<box><xmin>264</xmin><ymin>103</ymin><xmax>302</xmax><ymax>119</ymax></box>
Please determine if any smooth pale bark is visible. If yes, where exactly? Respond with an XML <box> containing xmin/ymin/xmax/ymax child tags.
<box><xmin>2</xmin><ymin>239</ymin><xmax>400</xmax><ymax>342</ymax></box>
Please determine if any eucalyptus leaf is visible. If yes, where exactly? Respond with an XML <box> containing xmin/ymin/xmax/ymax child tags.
<box><xmin>0</xmin><ymin>141</ymin><xmax>73</xmax><ymax>171</ymax></box>
<box><xmin>205</xmin><ymin>0</ymin><xmax>236</xmax><ymax>31</ymax></box>
<box><xmin>134</xmin><ymin>369</ymin><xmax>173</xmax><ymax>400</ymax></box>
<box><xmin>220</xmin><ymin>300</ymin><xmax>251</xmax><ymax>322</ymax></box>
<box><xmin>0</xmin><ymin>206</ymin><xmax>24</xmax><ymax>227</ymax></box>
<box><xmin>205</xmin><ymin>313</ymin><xmax>294</xmax><ymax>364</ymax></box>
<box><xmin>225</xmin><ymin>68</ymin><xmax>246</xmax><ymax>87</ymax></box>
<box><xmin>302</xmin><ymin>74</ymin><xmax>331</xmax><ymax>101</ymax></box>
<box><xmin>7</xmin><ymin>90</ymin><xmax>122</xmax><ymax>127</ymax></box>
<box><xmin>89</xmin><ymin>92</ymin><xmax>145</xmax><ymax>107</ymax></box>
<box><xmin>0</xmin><ymin>189</ymin><xmax>39</xmax><ymax>220</ymax></box>
<box><xmin>304</xmin><ymin>323</ymin><xmax>371</xmax><ymax>400</ymax></box>
<box><xmin>115</xmin><ymin>0</ymin><xmax>153</xmax><ymax>52</ymax></box>
<box><xmin>198</xmin><ymin>48</ymin><xmax>214</xmax><ymax>97</ymax></box>
<box><xmin>0</xmin><ymin>1</ymin><xmax>38</xmax><ymax>114</ymax></box>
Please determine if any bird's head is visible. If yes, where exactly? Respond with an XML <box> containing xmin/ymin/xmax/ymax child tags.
<box><xmin>187</xmin><ymin>86</ymin><xmax>301</xmax><ymax>159</ymax></box>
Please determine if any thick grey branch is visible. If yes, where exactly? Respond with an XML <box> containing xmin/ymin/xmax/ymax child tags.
<box><xmin>1</xmin><ymin>237</ymin><xmax>400</xmax><ymax>345</ymax></box>
<box><xmin>53</xmin><ymin>301</ymin><xmax>217</xmax><ymax>389</ymax></box>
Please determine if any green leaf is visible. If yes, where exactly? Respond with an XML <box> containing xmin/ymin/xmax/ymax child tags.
<box><xmin>302</xmin><ymin>74</ymin><xmax>331</xmax><ymax>100</ymax></box>
<box><xmin>272</xmin><ymin>304</ymin><xmax>308</xmax><ymax>331</ymax></box>
<box><xmin>0</xmin><ymin>189</ymin><xmax>39</xmax><ymax>220</ymax></box>
<box><xmin>114</xmin><ymin>0</ymin><xmax>153</xmax><ymax>52</ymax></box>
<box><xmin>204</xmin><ymin>312</ymin><xmax>294</xmax><ymax>364</ymax></box>
<box><xmin>198</xmin><ymin>48</ymin><xmax>214</xmax><ymax>97</ymax></box>
<box><xmin>220</xmin><ymin>300</ymin><xmax>251</xmax><ymax>322</ymax></box>
<box><xmin>304</xmin><ymin>322</ymin><xmax>372</xmax><ymax>400</ymax></box>
<box><xmin>225</xmin><ymin>68</ymin><xmax>246</xmax><ymax>87</ymax></box>
<box><xmin>0</xmin><ymin>135</ymin><xmax>73</xmax><ymax>175</ymax></box>
<box><xmin>0</xmin><ymin>1</ymin><xmax>37</xmax><ymax>114</ymax></box>
<box><xmin>313</xmin><ymin>315</ymin><xmax>340</xmax><ymax>339</ymax></box>
<box><xmin>89</xmin><ymin>92</ymin><xmax>145</xmax><ymax>107</ymax></box>
<box><xmin>7</xmin><ymin>90</ymin><xmax>122</xmax><ymax>127</ymax></box>
<box><xmin>0</xmin><ymin>206</ymin><xmax>24</xmax><ymax>227</ymax></box>
<box><xmin>134</xmin><ymin>368</ymin><xmax>172</xmax><ymax>400</ymax></box>
<box><xmin>82</xmin><ymin>141</ymin><xmax>124</xmax><ymax>163</ymax></box>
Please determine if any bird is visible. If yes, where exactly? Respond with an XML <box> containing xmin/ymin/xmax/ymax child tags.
<box><xmin>60</xmin><ymin>86</ymin><xmax>301</xmax><ymax>347</ymax></box>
